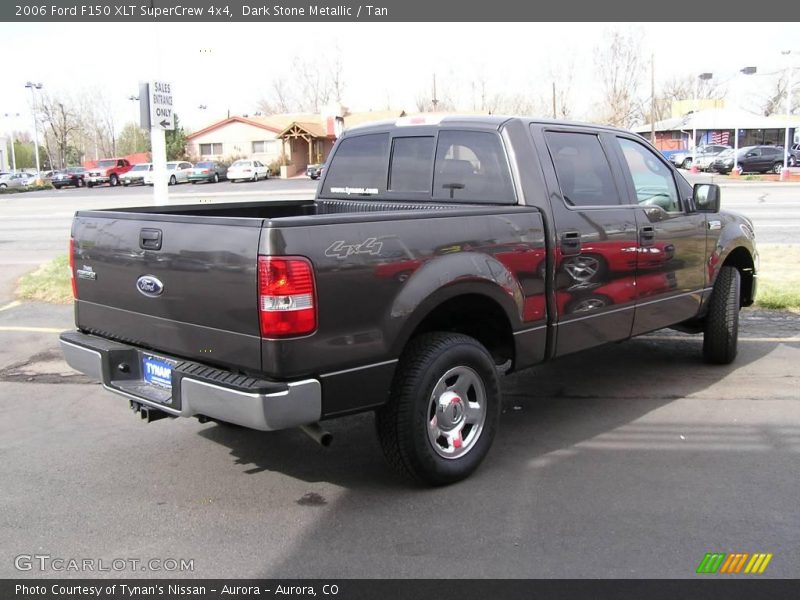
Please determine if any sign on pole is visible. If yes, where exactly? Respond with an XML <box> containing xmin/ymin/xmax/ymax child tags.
<box><xmin>149</xmin><ymin>80</ymin><xmax>175</xmax><ymax>130</ymax></box>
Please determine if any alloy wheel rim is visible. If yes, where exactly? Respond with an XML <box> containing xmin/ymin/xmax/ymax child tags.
<box><xmin>426</xmin><ymin>365</ymin><xmax>486</xmax><ymax>459</ymax></box>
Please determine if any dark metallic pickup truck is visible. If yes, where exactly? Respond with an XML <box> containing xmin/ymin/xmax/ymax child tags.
<box><xmin>60</xmin><ymin>116</ymin><xmax>757</xmax><ymax>485</ymax></box>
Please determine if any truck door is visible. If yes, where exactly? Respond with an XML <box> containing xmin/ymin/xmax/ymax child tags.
<box><xmin>613</xmin><ymin>135</ymin><xmax>707</xmax><ymax>335</ymax></box>
<box><xmin>538</xmin><ymin>128</ymin><xmax>640</xmax><ymax>357</ymax></box>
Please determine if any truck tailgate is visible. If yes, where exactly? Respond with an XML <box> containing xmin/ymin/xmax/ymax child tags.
<box><xmin>72</xmin><ymin>212</ymin><xmax>263</xmax><ymax>372</ymax></box>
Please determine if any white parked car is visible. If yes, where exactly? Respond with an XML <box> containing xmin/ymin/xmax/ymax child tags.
<box><xmin>227</xmin><ymin>159</ymin><xmax>269</xmax><ymax>182</ymax></box>
<box><xmin>121</xmin><ymin>163</ymin><xmax>152</xmax><ymax>186</ymax></box>
<box><xmin>144</xmin><ymin>161</ymin><xmax>194</xmax><ymax>186</ymax></box>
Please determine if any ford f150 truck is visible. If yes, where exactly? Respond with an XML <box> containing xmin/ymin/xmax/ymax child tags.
<box><xmin>60</xmin><ymin>116</ymin><xmax>757</xmax><ymax>485</ymax></box>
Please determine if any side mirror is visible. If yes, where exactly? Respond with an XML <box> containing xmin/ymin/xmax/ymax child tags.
<box><xmin>694</xmin><ymin>183</ymin><xmax>720</xmax><ymax>213</ymax></box>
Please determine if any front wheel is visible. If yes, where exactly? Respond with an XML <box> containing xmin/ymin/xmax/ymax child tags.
<box><xmin>772</xmin><ymin>162</ymin><xmax>783</xmax><ymax>175</ymax></box>
<box><xmin>376</xmin><ymin>332</ymin><xmax>500</xmax><ymax>486</ymax></box>
<box><xmin>703</xmin><ymin>266</ymin><xmax>741</xmax><ymax>364</ymax></box>
<box><xmin>109</xmin><ymin>174</ymin><xmax>119</xmax><ymax>187</ymax></box>
<box><xmin>682</xmin><ymin>158</ymin><xmax>693</xmax><ymax>170</ymax></box>
<box><xmin>169</xmin><ymin>175</ymin><xmax>177</xmax><ymax>186</ymax></box>
<box><xmin>213</xmin><ymin>173</ymin><xmax>219</xmax><ymax>183</ymax></box>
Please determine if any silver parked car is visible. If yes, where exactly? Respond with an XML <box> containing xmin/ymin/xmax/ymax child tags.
<box><xmin>670</xmin><ymin>145</ymin><xmax>731</xmax><ymax>170</ymax></box>
<box><xmin>0</xmin><ymin>172</ymin><xmax>31</xmax><ymax>189</ymax></box>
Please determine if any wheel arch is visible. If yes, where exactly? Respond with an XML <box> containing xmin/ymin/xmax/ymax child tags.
<box><xmin>720</xmin><ymin>246</ymin><xmax>756</xmax><ymax>307</ymax></box>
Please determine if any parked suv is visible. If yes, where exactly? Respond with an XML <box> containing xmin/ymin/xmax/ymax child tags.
<box><xmin>709</xmin><ymin>145</ymin><xmax>787</xmax><ymax>174</ymax></box>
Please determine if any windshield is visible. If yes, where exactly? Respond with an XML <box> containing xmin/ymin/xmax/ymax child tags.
<box><xmin>96</xmin><ymin>160</ymin><xmax>116</xmax><ymax>168</ymax></box>
<box><xmin>231</xmin><ymin>160</ymin><xmax>251</xmax><ymax>167</ymax></box>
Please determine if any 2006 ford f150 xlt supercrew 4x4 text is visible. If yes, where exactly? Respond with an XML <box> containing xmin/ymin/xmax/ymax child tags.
<box><xmin>60</xmin><ymin>116</ymin><xmax>757</xmax><ymax>485</ymax></box>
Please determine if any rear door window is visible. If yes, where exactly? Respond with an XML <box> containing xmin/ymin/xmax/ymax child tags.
<box><xmin>324</xmin><ymin>133</ymin><xmax>390</xmax><ymax>196</ymax></box>
<box><xmin>432</xmin><ymin>131</ymin><xmax>515</xmax><ymax>203</ymax></box>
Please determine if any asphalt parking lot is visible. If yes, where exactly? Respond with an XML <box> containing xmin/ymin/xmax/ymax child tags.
<box><xmin>0</xmin><ymin>181</ymin><xmax>798</xmax><ymax>579</ymax></box>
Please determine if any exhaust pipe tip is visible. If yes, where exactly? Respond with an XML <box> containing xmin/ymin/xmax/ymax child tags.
<box><xmin>300</xmin><ymin>423</ymin><xmax>333</xmax><ymax>447</ymax></box>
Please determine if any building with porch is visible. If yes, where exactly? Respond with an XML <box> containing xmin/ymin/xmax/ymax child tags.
<box><xmin>186</xmin><ymin>110</ymin><xmax>405</xmax><ymax>176</ymax></box>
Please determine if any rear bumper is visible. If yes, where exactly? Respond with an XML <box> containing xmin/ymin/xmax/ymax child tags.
<box><xmin>59</xmin><ymin>330</ymin><xmax>321</xmax><ymax>431</ymax></box>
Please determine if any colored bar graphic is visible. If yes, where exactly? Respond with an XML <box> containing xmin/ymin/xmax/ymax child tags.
<box><xmin>698</xmin><ymin>552</ymin><xmax>772</xmax><ymax>575</ymax></box>
<box><xmin>697</xmin><ymin>553</ymin><xmax>726</xmax><ymax>574</ymax></box>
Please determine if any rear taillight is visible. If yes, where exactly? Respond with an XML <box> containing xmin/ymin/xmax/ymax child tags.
<box><xmin>258</xmin><ymin>256</ymin><xmax>316</xmax><ymax>337</ymax></box>
<box><xmin>68</xmin><ymin>238</ymin><xmax>77</xmax><ymax>298</ymax></box>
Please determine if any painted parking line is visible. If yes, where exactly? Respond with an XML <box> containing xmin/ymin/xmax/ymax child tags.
<box><xmin>643</xmin><ymin>336</ymin><xmax>800</xmax><ymax>343</ymax></box>
<box><xmin>0</xmin><ymin>326</ymin><xmax>63</xmax><ymax>333</ymax></box>
<box><xmin>0</xmin><ymin>301</ymin><xmax>22</xmax><ymax>312</ymax></box>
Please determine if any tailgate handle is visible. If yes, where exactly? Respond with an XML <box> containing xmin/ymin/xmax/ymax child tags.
<box><xmin>140</xmin><ymin>228</ymin><xmax>162</xmax><ymax>250</ymax></box>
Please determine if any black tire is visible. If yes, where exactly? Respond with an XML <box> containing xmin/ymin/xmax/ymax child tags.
<box><xmin>703</xmin><ymin>265</ymin><xmax>741</xmax><ymax>365</ymax></box>
<box><xmin>169</xmin><ymin>175</ymin><xmax>177</xmax><ymax>186</ymax></box>
<box><xmin>772</xmin><ymin>162</ymin><xmax>783</xmax><ymax>175</ymax></box>
<box><xmin>77</xmin><ymin>178</ymin><xmax>84</xmax><ymax>187</ymax></box>
<box><xmin>213</xmin><ymin>173</ymin><xmax>219</xmax><ymax>183</ymax></box>
<box><xmin>0</xmin><ymin>183</ymin><xmax>7</xmax><ymax>189</ymax></box>
<box><xmin>87</xmin><ymin>182</ymin><xmax>94</xmax><ymax>188</ymax></box>
<box><xmin>109</xmin><ymin>174</ymin><xmax>119</xmax><ymax>187</ymax></box>
<box><xmin>375</xmin><ymin>332</ymin><xmax>501</xmax><ymax>486</ymax></box>
<box><xmin>682</xmin><ymin>158</ymin><xmax>693</xmax><ymax>169</ymax></box>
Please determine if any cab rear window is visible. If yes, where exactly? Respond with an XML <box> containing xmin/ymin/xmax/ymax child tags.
<box><xmin>324</xmin><ymin>133</ymin><xmax>389</xmax><ymax>196</ymax></box>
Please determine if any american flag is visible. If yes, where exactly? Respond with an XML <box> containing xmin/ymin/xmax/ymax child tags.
<box><xmin>710</xmin><ymin>131</ymin><xmax>730</xmax><ymax>145</ymax></box>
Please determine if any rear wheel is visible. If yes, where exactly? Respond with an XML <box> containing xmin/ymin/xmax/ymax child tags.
<box><xmin>703</xmin><ymin>265</ymin><xmax>741</xmax><ymax>364</ymax></box>
<box><xmin>376</xmin><ymin>332</ymin><xmax>501</xmax><ymax>486</ymax></box>
<box><xmin>169</xmin><ymin>175</ymin><xmax>177</xmax><ymax>186</ymax></box>
<box><xmin>109</xmin><ymin>174</ymin><xmax>119</xmax><ymax>187</ymax></box>
<box><xmin>772</xmin><ymin>162</ymin><xmax>783</xmax><ymax>175</ymax></box>
<box><xmin>682</xmin><ymin>158</ymin><xmax>693</xmax><ymax>169</ymax></box>
<box><xmin>213</xmin><ymin>173</ymin><xmax>219</xmax><ymax>183</ymax></box>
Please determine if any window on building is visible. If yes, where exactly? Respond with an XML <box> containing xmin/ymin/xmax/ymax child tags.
<box><xmin>199</xmin><ymin>143</ymin><xmax>223</xmax><ymax>155</ymax></box>
<box><xmin>252</xmin><ymin>140</ymin><xmax>277</xmax><ymax>153</ymax></box>
<box><xmin>544</xmin><ymin>131</ymin><xmax>622</xmax><ymax>207</ymax></box>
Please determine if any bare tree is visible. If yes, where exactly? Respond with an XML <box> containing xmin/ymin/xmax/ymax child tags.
<box><xmin>594</xmin><ymin>28</ymin><xmax>645</xmax><ymax>128</ymax></box>
<box><xmin>651</xmin><ymin>74</ymin><xmax>727</xmax><ymax>123</ymax></box>
<box><xmin>37</xmin><ymin>92</ymin><xmax>81</xmax><ymax>169</ymax></box>
<box><xmin>760</xmin><ymin>74</ymin><xmax>799</xmax><ymax>116</ymax></box>
<box><xmin>257</xmin><ymin>78</ymin><xmax>294</xmax><ymax>115</ymax></box>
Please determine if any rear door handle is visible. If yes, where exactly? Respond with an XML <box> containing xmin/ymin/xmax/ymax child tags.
<box><xmin>560</xmin><ymin>231</ymin><xmax>581</xmax><ymax>255</ymax></box>
<box><xmin>639</xmin><ymin>226</ymin><xmax>656</xmax><ymax>247</ymax></box>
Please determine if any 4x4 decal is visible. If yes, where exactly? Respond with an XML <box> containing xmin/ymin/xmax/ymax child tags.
<box><xmin>325</xmin><ymin>238</ymin><xmax>384</xmax><ymax>259</ymax></box>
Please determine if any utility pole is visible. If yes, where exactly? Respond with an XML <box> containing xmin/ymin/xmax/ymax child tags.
<box><xmin>431</xmin><ymin>74</ymin><xmax>439</xmax><ymax>111</ymax></box>
<box><xmin>782</xmin><ymin>50</ymin><xmax>794</xmax><ymax>175</ymax></box>
<box><xmin>552</xmin><ymin>82</ymin><xmax>557</xmax><ymax>119</ymax></box>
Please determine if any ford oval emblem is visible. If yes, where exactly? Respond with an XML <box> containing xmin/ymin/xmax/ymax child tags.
<box><xmin>136</xmin><ymin>275</ymin><xmax>164</xmax><ymax>297</ymax></box>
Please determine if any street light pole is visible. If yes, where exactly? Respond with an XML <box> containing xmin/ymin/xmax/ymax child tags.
<box><xmin>733</xmin><ymin>67</ymin><xmax>757</xmax><ymax>176</ymax></box>
<box><xmin>691</xmin><ymin>73</ymin><xmax>713</xmax><ymax>172</ymax></box>
<box><xmin>25</xmin><ymin>82</ymin><xmax>43</xmax><ymax>175</ymax></box>
<box><xmin>128</xmin><ymin>94</ymin><xmax>140</xmax><ymax>151</ymax></box>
